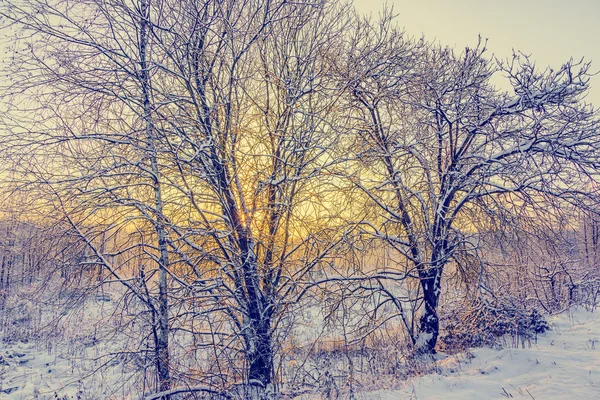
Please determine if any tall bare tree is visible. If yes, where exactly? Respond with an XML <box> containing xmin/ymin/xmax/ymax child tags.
<box><xmin>140</xmin><ymin>0</ymin><xmax>351</xmax><ymax>393</ymax></box>
<box><xmin>1</xmin><ymin>0</ymin><xmax>352</xmax><ymax>397</ymax></box>
<box><xmin>337</xmin><ymin>19</ymin><xmax>599</xmax><ymax>353</ymax></box>
<box><xmin>1</xmin><ymin>0</ymin><xmax>183</xmax><ymax>395</ymax></box>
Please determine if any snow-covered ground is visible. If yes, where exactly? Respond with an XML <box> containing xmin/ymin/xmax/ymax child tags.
<box><xmin>2</xmin><ymin>307</ymin><xmax>599</xmax><ymax>399</ymax></box>
<box><xmin>364</xmin><ymin>308</ymin><xmax>600</xmax><ymax>399</ymax></box>
<box><xmin>0</xmin><ymin>337</ymin><xmax>137</xmax><ymax>399</ymax></box>
<box><xmin>0</xmin><ymin>295</ymin><xmax>137</xmax><ymax>400</ymax></box>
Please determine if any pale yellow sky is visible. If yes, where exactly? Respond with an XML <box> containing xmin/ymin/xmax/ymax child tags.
<box><xmin>353</xmin><ymin>0</ymin><xmax>600</xmax><ymax>106</ymax></box>
<box><xmin>1</xmin><ymin>0</ymin><xmax>598</xmax><ymax>105</ymax></box>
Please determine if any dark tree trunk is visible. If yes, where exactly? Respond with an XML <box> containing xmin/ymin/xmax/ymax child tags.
<box><xmin>242</xmin><ymin>259</ymin><xmax>274</xmax><ymax>395</ymax></box>
<box><xmin>416</xmin><ymin>265</ymin><xmax>443</xmax><ymax>354</ymax></box>
<box><xmin>248</xmin><ymin>321</ymin><xmax>273</xmax><ymax>386</ymax></box>
<box><xmin>244</xmin><ymin>269</ymin><xmax>274</xmax><ymax>390</ymax></box>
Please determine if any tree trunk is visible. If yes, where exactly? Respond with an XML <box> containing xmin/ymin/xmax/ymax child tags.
<box><xmin>248</xmin><ymin>322</ymin><xmax>273</xmax><ymax>386</ymax></box>
<box><xmin>416</xmin><ymin>265</ymin><xmax>443</xmax><ymax>354</ymax></box>
<box><xmin>242</xmin><ymin>258</ymin><xmax>274</xmax><ymax>395</ymax></box>
<box><xmin>246</xmin><ymin>318</ymin><xmax>274</xmax><ymax>399</ymax></box>
<box><xmin>155</xmin><ymin>232</ymin><xmax>171</xmax><ymax>394</ymax></box>
<box><xmin>139</xmin><ymin>0</ymin><xmax>171</xmax><ymax>395</ymax></box>
<box><xmin>0</xmin><ymin>254</ymin><xmax>5</xmax><ymax>312</ymax></box>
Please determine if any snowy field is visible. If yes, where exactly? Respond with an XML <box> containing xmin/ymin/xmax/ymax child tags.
<box><xmin>0</xmin><ymin>338</ymin><xmax>135</xmax><ymax>399</ymax></box>
<box><xmin>1</xmin><ymin>308</ymin><xmax>599</xmax><ymax>399</ymax></box>
<box><xmin>0</xmin><ymin>296</ymin><xmax>137</xmax><ymax>400</ymax></box>
<box><xmin>364</xmin><ymin>308</ymin><xmax>600</xmax><ymax>399</ymax></box>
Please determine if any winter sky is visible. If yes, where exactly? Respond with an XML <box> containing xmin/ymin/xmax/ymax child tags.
<box><xmin>354</xmin><ymin>0</ymin><xmax>600</xmax><ymax>107</ymax></box>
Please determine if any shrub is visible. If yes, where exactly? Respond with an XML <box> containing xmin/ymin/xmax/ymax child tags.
<box><xmin>439</xmin><ymin>298</ymin><xmax>550</xmax><ymax>353</ymax></box>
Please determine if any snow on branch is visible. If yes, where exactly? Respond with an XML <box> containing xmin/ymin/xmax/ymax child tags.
<box><xmin>498</xmin><ymin>53</ymin><xmax>591</xmax><ymax>114</ymax></box>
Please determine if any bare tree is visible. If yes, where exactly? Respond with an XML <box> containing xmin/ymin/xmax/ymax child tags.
<box><xmin>140</xmin><ymin>0</ymin><xmax>352</xmax><ymax>394</ymax></box>
<box><xmin>337</xmin><ymin>17</ymin><xmax>599</xmax><ymax>354</ymax></box>
<box><xmin>1</xmin><ymin>0</ymin><xmax>353</xmax><ymax>397</ymax></box>
<box><xmin>1</xmin><ymin>0</ymin><xmax>183</xmax><ymax>395</ymax></box>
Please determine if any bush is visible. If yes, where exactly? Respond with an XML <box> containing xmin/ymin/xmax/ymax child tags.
<box><xmin>439</xmin><ymin>298</ymin><xmax>550</xmax><ymax>353</ymax></box>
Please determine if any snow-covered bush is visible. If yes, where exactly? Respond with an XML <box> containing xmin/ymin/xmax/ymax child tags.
<box><xmin>439</xmin><ymin>299</ymin><xmax>550</xmax><ymax>353</ymax></box>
